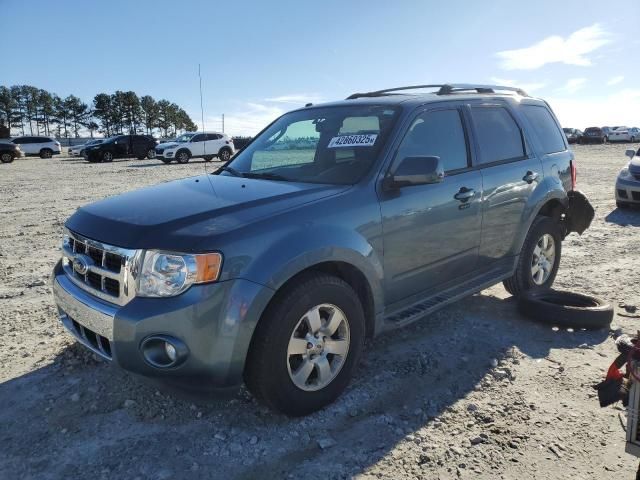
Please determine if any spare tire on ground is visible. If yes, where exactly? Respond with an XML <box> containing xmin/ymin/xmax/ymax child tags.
<box><xmin>518</xmin><ymin>289</ymin><xmax>613</xmax><ymax>330</ymax></box>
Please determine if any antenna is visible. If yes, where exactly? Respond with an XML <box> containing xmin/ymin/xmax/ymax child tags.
<box><xmin>199</xmin><ymin>63</ymin><xmax>206</xmax><ymax>156</ymax></box>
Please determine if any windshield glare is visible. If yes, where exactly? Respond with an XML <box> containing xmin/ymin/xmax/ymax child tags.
<box><xmin>175</xmin><ymin>133</ymin><xmax>195</xmax><ymax>143</ymax></box>
<box><xmin>220</xmin><ymin>105</ymin><xmax>399</xmax><ymax>185</ymax></box>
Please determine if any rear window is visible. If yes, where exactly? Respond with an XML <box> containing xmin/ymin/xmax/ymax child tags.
<box><xmin>520</xmin><ymin>105</ymin><xmax>566</xmax><ymax>154</ymax></box>
<box><xmin>470</xmin><ymin>106</ymin><xmax>525</xmax><ymax>164</ymax></box>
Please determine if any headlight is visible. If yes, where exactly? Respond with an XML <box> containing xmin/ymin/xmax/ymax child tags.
<box><xmin>619</xmin><ymin>167</ymin><xmax>631</xmax><ymax>179</ymax></box>
<box><xmin>137</xmin><ymin>250</ymin><xmax>222</xmax><ymax>297</ymax></box>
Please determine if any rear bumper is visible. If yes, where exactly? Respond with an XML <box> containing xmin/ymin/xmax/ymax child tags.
<box><xmin>51</xmin><ymin>260</ymin><xmax>274</xmax><ymax>388</ymax></box>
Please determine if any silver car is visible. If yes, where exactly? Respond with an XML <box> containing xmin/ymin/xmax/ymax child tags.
<box><xmin>616</xmin><ymin>148</ymin><xmax>640</xmax><ymax>208</ymax></box>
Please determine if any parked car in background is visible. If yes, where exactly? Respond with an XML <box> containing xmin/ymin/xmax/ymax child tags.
<box><xmin>11</xmin><ymin>136</ymin><xmax>61</xmax><ymax>158</ymax></box>
<box><xmin>608</xmin><ymin>127</ymin><xmax>640</xmax><ymax>143</ymax></box>
<box><xmin>69</xmin><ymin>139</ymin><xmax>104</xmax><ymax>157</ymax></box>
<box><xmin>84</xmin><ymin>135</ymin><xmax>157</xmax><ymax>163</ymax></box>
<box><xmin>581</xmin><ymin>127</ymin><xmax>606</xmax><ymax>144</ymax></box>
<box><xmin>155</xmin><ymin>132</ymin><xmax>235</xmax><ymax>164</ymax></box>
<box><xmin>563</xmin><ymin>128</ymin><xmax>583</xmax><ymax>144</ymax></box>
<box><xmin>0</xmin><ymin>141</ymin><xmax>23</xmax><ymax>163</ymax></box>
<box><xmin>52</xmin><ymin>83</ymin><xmax>594</xmax><ymax>415</ymax></box>
<box><xmin>616</xmin><ymin>148</ymin><xmax>640</xmax><ymax>208</ymax></box>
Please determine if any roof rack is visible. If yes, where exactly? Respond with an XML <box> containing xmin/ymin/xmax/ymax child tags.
<box><xmin>346</xmin><ymin>83</ymin><xmax>529</xmax><ymax>100</ymax></box>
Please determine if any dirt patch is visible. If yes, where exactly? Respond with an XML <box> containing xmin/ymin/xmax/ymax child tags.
<box><xmin>1</xmin><ymin>146</ymin><xmax>639</xmax><ymax>479</ymax></box>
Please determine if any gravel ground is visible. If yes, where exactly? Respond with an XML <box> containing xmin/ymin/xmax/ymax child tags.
<box><xmin>1</xmin><ymin>145</ymin><xmax>639</xmax><ymax>479</ymax></box>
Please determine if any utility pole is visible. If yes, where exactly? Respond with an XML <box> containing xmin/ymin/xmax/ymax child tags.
<box><xmin>222</xmin><ymin>114</ymin><xmax>224</xmax><ymax>133</ymax></box>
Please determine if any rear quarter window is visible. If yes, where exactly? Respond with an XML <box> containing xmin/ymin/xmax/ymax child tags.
<box><xmin>520</xmin><ymin>105</ymin><xmax>566</xmax><ymax>154</ymax></box>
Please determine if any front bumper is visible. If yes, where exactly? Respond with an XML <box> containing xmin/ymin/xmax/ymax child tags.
<box><xmin>616</xmin><ymin>177</ymin><xmax>640</xmax><ymax>203</ymax></box>
<box><xmin>52</xmin><ymin>260</ymin><xmax>274</xmax><ymax>388</ymax></box>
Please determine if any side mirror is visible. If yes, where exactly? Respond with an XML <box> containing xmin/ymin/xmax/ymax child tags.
<box><xmin>625</xmin><ymin>149</ymin><xmax>636</xmax><ymax>160</ymax></box>
<box><xmin>383</xmin><ymin>156</ymin><xmax>444</xmax><ymax>190</ymax></box>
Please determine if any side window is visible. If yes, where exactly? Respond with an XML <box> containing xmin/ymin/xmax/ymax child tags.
<box><xmin>205</xmin><ymin>133</ymin><xmax>221</xmax><ymax>141</ymax></box>
<box><xmin>471</xmin><ymin>106</ymin><xmax>525</xmax><ymax>164</ymax></box>
<box><xmin>520</xmin><ymin>105</ymin><xmax>566</xmax><ymax>154</ymax></box>
<box><xmin>12</xmin><ymin>137</ymin><xmax>25</xmax><ymax>144</ymax></box>
<box><xmin>396</xmin><ymin>109</ymin><xmax>469</xmax><ymax>172</ymax></box>
<box><xmin>191</xmin><ymin>134</ymin><xmax>206</xmax><ymax>143</ymax></box>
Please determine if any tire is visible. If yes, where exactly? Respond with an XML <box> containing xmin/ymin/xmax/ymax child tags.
<box><xmin>218</xmin><ymin>148</ymin><xmax>232</xmax><ymax>162</ymax></box>
<box><xmin>1</xmin><ymin>152</ymin><xmax>14</xmax><ymax>163</ymax></box>
<box><xmin>160</xmin><ymin>158</ymin><xmax>172</xmax><ymax>164</ymax></box>
<box><xmin>176</xmin><ymin>150</ymin><xmax>190</xmax><ymax>164</ymax></box>
<box><xmin>146</xmin><ymin>148</ymin><xmax>156</xmax><ymax>159</ymax></box>
<box><xmin>203</xmin><ymin>155</ymin><xmax>213</xmax><ymax>162</ymax></box>
<box><xmin>244</xmin><ymin>273</ymin><xmax>365</xmax><ymax>416</ymax></box>
<box><xmin>39</xmin><ymin>149</ymin><xmax>53</xmax><ymax>159</ymax></box>
<box><xmin>518</xmin><ymin>289</ymin><xmax>613</xmax><ymax>330</ymax></box>
<box><xmin>102</xmin><ymin>151</ymin><xmax>113</xmax><ymax>163</ymax></box>
<box><xmin>136</xmin><ymin>155</ymin><xmax>146</xmax><ymax>160</ymax></box>
<box><xmin>503</xmin><ymin>216</ymin><xmax>562</xmax><ymax>297</ymax></box>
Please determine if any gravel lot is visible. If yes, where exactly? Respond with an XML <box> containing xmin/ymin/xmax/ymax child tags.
<box><xmin>1</xmin><ymin>145</ymin><xmax>639</xmax><ymax>479</ymax></box>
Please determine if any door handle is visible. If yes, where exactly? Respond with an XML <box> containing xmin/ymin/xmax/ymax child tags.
<box><xmin>523</xmin><ymin>171</ymin><xmax>539</xmax><ymax>183</ymax></box>
<box><xmin>454</xmin><ymin>187</ymin><xmax>475</xmax><ymax>202</ymax></box>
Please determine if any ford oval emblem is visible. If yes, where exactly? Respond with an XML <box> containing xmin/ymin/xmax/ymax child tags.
<box><xmin>72</xmin><ymin>255</ymin><xmax>92</xmax><ymax>275</ymax></box>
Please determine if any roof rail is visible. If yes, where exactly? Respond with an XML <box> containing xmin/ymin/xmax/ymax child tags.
<box><xmin>346</xmin><ymin>83</ymin><xmax>529</xmax><ymax>100</ymax></box>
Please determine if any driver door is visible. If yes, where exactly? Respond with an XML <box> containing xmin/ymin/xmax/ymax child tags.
<box><xmin>379</xmin><ymin>106</ymin><xmax>483</xmax><ymax>305</ymax></box>
<box><xmin>189</xmin><ymin>134</ymin><xmax>206</xmax><ymax>156</ymax></box>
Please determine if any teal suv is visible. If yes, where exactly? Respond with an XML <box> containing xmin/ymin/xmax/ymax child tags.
<box><xmin>52</xmin><ymin>84</ymin><xmax>594</xmax><ymax>415</ymax></box>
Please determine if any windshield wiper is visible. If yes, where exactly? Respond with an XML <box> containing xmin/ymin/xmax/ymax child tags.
<box><xmin>242</xmin><ymin>172</ymin><xmax>290</xmax><ymax>181</ymax></box>
<box><xmin>219</xmin><ymin>166</ymin><xmax>244</xmax><ymax>177</ymax></box>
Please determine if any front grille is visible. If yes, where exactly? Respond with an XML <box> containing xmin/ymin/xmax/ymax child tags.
<box><xmin>155</xmin><ymin>148</ymin><xmax>164</xmax><ymax>155</ymax></box>
<box><xmin>66</xmin><ymin>314</ymin><xmax>112</xmax><ymax>360</ymax></box>
<box><xmin>619</xmin><ymin>189</ymin><xmax>629</xmax><ymax>199</ymax></box>
<box><xmin>62</xmin><ymin>231</ymin><xmax>137</xmax><ymax>306</ymax></box>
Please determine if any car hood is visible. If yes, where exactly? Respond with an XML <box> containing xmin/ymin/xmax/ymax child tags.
<box><xmin>629</xmin><ymin>157</ymin><xmax>640</xmax><ymax>174</ymax></box>
<box><xmin>157</xmin><ymin>142</ymin><xmax>180</xmax><ymax>149</ymax></box>
<box><xmin>65</xmin><ymin>174</ymin><xmax>349</xmax><ymax>251</ymax></box>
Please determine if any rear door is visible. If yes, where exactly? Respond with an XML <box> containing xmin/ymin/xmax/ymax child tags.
<box><xmin>131</xmin><ymin>135</ymin><xmax>148</xmax><ymax>157</ymax></box>
<box><xmin>467</xmin><ymin>102</ymin><xmax>544</xmax><ymax>265</ymax></box>
<box><xmin>379</xmin><ymin>105</ymin><xmax>483</xmax><ymax>305</ymax></box>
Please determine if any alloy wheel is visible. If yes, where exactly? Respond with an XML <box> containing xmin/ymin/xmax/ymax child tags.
<box><xmin>531</xmin><ymin>234</ymin><xmax>556</xmax><ymax>285</ymax></box>
<box><xmin>287</xmin><ymin>303</ymin><xmax>350</xmax><ymax>392</ymax></box>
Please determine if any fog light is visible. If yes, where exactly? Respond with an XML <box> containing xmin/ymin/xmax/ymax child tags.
<box><xmin>164</xmin><ymin>342</ymin><xmax>177</xmax><ymax>362</ymax></box>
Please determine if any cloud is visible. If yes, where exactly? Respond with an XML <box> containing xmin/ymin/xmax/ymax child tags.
<box><xmin>556</xmin><ymin>78</ymin><xmax>587</xmax><ymax>94</ymax></box>
<box><xmin>489</xmin><ymin>77</ymin><xmax>547</xmax><ymax>93</ymax></box>
<box><xmin>210</xmin><ymin>102</ymin><xmax>285</xmax><ymax>137</ymax></box>
<box><xmin>496</xmin><ymin>24</ymin><xmax>611</xmax><ymax>70</ymax></box>
<box><xmin>264</xmin><ymin>93</ymin><xmax>324</xmax><ymax>105</ymax></box>
<box><xmin>547</xmin><ymin>89</ymin><xmax>640</xmax><ymax>129</ymax></box>
<box><xmin>607</xmin><ymin>75</ymin><xmax>624</xmax><ymax>86</ymax></box>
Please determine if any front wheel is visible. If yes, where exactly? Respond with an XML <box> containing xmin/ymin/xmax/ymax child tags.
<box><xmin>244</xmin><ymin>273</ymin><xmax>365</xmax><ymax>416</ymax></box>
<box><xmin>146</xmin><ymin>148</ymin><xmax>156</xmax><ymax>159</ymax></box>
<box><xmin>1</xmin><ymin>152</ymin><xmax>14</xmax><ymax>163</ymax></box>
<box><xmin>503</xmin><ymin>216</ymin><xmax>562</xmax><ymax>297</ymax></box>
<box><xmin>102</xmin><ymin>151</ymin><xmax>114</xmax><ymax>162</ymax></box>
<box><xmin>176</xmin><ymin>150</ymin><xmax>190</xmax><ymax>164</ymax></box>
<box><xmin>40</xmin><ymin>149</ymin><xmax>53</xmax><ymax>159</ymax></box>
<box><xmin>218</xmin><ymin>148</ymin><xmax>232</xmax><ymax>162</ymax></box>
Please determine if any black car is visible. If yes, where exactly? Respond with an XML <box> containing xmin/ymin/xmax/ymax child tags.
<box><xmin>84</xmin><ymin>135</ymin><xmax>158</xmax><ymax>163</ymax></box>
<box><xmin>0</xmin><ymin>141</ymin><xmax>23</xmax><ymax>163</ymax></box>
<box><xmin>562</xmin><ymin>128</ymin><xmax>583</xmax><ymax>144</ymax></box>
<box><xmin>581</xmin><ymin>127</ymin><xmax>606</xmax><ymax>144</ymax></box>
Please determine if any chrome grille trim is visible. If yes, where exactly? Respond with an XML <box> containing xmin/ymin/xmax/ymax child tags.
<box><xmin>61</xmin><ymin>229</ymin><xmax>141</xmax><ymax>306</ymax></box>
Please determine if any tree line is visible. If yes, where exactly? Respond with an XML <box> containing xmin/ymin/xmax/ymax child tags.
<box><xmin>0</xmin><ymin>85</ymin><xmax>198</xmax><ymax>139</ymax></box>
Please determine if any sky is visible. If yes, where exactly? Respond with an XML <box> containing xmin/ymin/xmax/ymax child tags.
<box><xmin>2</xmin><ymin>0</ymin><xmax>639</xmax><ymax>136</ymax></box>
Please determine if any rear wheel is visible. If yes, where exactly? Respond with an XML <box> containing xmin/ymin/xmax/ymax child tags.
<box><xmin>1</xmin><ymin>152</ymin><xmax>14</xmax><ymax>163</ymax></box>
<box><xmin>146</xmin><ymin>148</ymin><xmax>156</xmax><ymax>159</ymax></box>
<box><xmin>40</xmin><ymin>148</ymin><xmax>53</xmax><ymax>159</ymax></box>
<box><xmin>102</xmin><ymin>151</ymin><xmax>113</xmax><ymax>162</ymax></box>
<box><xmin>503</xmin><ymin>216</ymin><xmax>562</xmax><ymax>297</ymax></box>
<box><xmin>244</xmin><ymin>273</ymin><xmax>365</xmax><ymax>416</ymax></box>
<box><xmin>176</xmin><ymin>150</ymin><xmax>191</xmax><ymax>164</ymax></box>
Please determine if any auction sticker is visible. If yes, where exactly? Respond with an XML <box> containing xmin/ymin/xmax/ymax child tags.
<box><xmin>328</xmin><ymin>134</ymin><xmax>378</xmax><ymax>148</ymax></box>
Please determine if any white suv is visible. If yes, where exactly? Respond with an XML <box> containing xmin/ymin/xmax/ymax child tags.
<box><xmin>155</xmin><ymin>132</ymin><xmax>235</xmax><ymax>164</ymax></box>
<box><xmin>11</xmin><ymin>136</ymin><xmax>62</xmax><ymax>158</ymax></box>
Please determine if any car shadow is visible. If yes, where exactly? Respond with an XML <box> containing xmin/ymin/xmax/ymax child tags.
<box><xmin>605</xmin><ymin>207</ymin><xmax>640</xmax><ymax>226</ymax></box>
<box><xmin>0</xmin><ymin>292</ymin><xmax>611</xmax><ymax>479</ymax></box>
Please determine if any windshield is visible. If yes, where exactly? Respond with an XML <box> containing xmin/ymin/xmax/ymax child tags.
<box><xmin>219</xmin><ymin>105</ymin><xmax>400</xmax><ymax>185</ymax></box>
<box><xmin>174</xmin><ymin>133</ymin><xmax>196</xmax><ymax>143</ymax></box>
